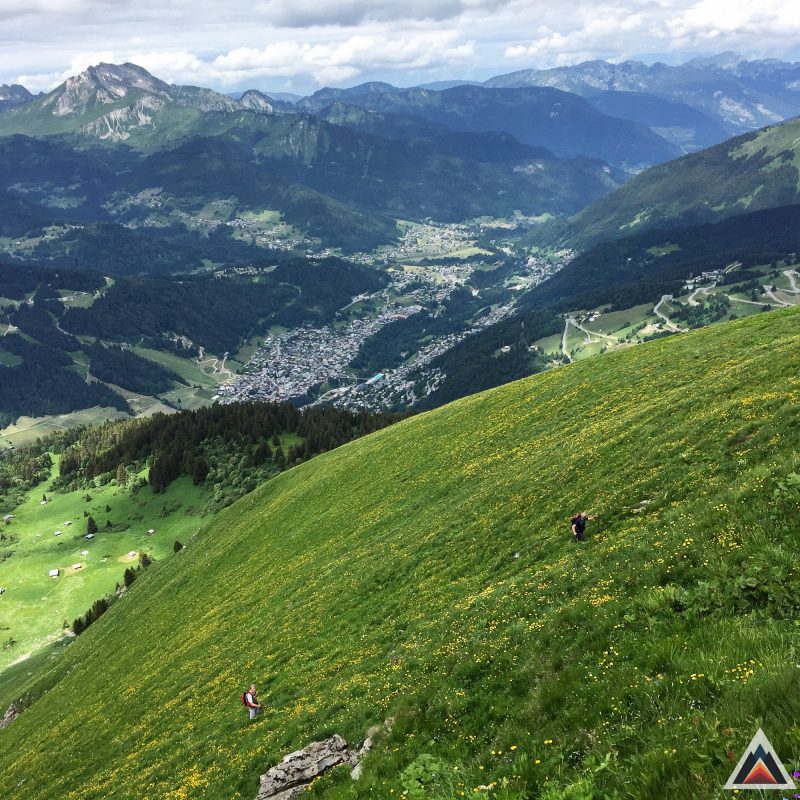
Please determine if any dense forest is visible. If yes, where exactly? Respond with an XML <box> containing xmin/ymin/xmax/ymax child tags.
<box><xmin>0</xmin><ymin>444</ymin><xmax>54</xmax><ymax>510</ymax></box>
<box><xmin>0</xmin><ymin>335</ymin><xmax>129</xmax><ymax>427</ymax></box>
<box><xmin>56</xmin><ymin>401</ymin><xmax>407</xmax><ymax>508</ymax></box>
<box><xmin>420</xmin><ymin>308</ymin><xmax>561</xmax><ymax>409</ymax></box>
<box><xmin>0</xmin><ymin>262</ymin><xmax>105</xmax><ymax>299</ymax></box>
<box><xmin>84</xmin><ymin>344</ymin><xmax>182</xmax><ymax>395</ymax></box>
<box><xmin>0</xmin><ymin>257</ymin><xmax>387</xmax><ymax>424</ymax></box>
<box><xmin>27</xmin><ymin>223</ymin><xmax>270</xmax><ymax>277</ymax></box>
<box><xmin>63</xmin><ymin>258</ymin><xmax>388</xmax><ymax>354</ymax></box>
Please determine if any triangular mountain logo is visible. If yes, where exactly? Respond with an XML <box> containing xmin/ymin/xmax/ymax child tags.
<box><xmin>724</xmin><ymin>729</ymin><xmax>796</xmax><ymax>790</ymax></box>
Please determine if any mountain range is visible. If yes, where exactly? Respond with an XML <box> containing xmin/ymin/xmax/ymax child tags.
<box><xmin>0</xmin><ymin>84</ymin><xmax>33</xmax><ymax>112</ymax></box>
<box><xmin>0</xmin><ymin>62</ymin><xmax>636</xmax><ymax>256</ymax></box>
<box><xmin>3</xmin><ymin>56</ymin><xmax>800</xmax><ymax>425</ymax></box>
<box><xmin>0</xmin><ymin>62</ymin><xmax>676</xmax><ymax>170</ymax></box>
<box><xmin>6</xmin><ymin>54</ymin><xmax>800</xmax><ymax>152</ymax></box>
<box><xmin>484</xmin><ymin>53</ymin><xmax>800</xmax><ymax>134</ymax></box>
<box><xmin>297</xmin><ymin>83</ymin><xmax>680</xmax><ymax>169</ymax></box>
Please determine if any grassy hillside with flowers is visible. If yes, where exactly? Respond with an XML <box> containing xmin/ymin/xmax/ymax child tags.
<box><xmin>1</xmin><ymin>308</ymin><xmax>799</xmax><ymax>800</ymax></box>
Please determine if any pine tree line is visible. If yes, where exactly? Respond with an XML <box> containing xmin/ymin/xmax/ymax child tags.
<box><xmin>57</xmin><ymin>401</ymin><xmax>407</xmax><ymax>495</ymax></box>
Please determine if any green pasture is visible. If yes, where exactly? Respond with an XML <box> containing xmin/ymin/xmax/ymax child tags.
<box><xmin>0</xmin><ymin>469</ymin><xmax>208</xmax><ymax>671</ymax></box>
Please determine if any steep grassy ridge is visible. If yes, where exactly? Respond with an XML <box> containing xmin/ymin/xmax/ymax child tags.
<box><xmin>1</xmin><ymin>310</ymin><xmax>799</xmax><ymax>800</ymax></box>
<box><xmin>570</xmin><ymin>116</ymin><xmax>800</xmax><ymax>246</ymax></box>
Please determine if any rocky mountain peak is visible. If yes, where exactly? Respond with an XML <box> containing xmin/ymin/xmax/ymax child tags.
<box><xmin>238</xmin><ymin>89</ymin><xmax>280</xmax><ymax>113</ymax></box>
<box><xmin>0</xmin><ymin>83</ymin><xmax>33</xmax><ymax>112</ymax></box>
<box><xmin>49</xmin><ymin>62</ymin><xmax>169</xmax><ymax>117</ymax></box>
<box><xmin>687</xmin><ymin>51</ymin><xmax>744</xmax><ymax>71</ymax></box>
<box><xmin>92</xmin><ymin>62</ymin><xmax>170</xmax><ymax>93</ymax></box>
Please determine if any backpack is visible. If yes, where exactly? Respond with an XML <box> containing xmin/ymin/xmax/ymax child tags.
<box><xmin>241</xmin><ymin>692</ymin><xmax>249</xmax><ymax>707</ymax></box>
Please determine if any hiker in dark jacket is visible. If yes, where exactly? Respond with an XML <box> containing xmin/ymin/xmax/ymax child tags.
<box><xmin>245</xmin><ymin>684</ymin><xmax>262</xmax><ymax>720</ymax></box>
<box><xmin>571</xmin><ymin>511</ymin><xmax>596</xmax><ymax>542</ymax></box>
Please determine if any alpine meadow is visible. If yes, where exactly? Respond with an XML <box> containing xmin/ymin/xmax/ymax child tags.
<box><xmin>0</xmin><ymin>308</ymin><xmax>798</xmax><ymax>800</ymax></box>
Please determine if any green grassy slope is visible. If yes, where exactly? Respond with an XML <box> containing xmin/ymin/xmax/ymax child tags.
<box><xmin>0</xmin><ymin>469</ymin><xmax>208</xmax><ymax>670</ymax></box>
<box><xmin>1</xmin><ymin>309</ymin><xmax>799</xmax><ymax>800</ymax></box>
<box><xmin>570</xmin><ymin>116</ymin><xmax>800</xmax><ymax>246</ymax></box>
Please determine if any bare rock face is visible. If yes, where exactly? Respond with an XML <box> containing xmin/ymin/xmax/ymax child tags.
<box><xmin>81</xmin><ymin>95</ymin><xmax>165</xmax><ymax>141</ymax></box>
<box><xmin>0</xmin><ymin>701</ymin><xmax>22</xmax><ymax>731</ymax></box>
<box><xmin>239</xmin><ymin>90</ymin><xmax>279</xmax><ymax>114</ymax></box>
<box><xmin>254</xmin><ymin>718</ymin><xmax>393</xmax><ymax>800</ymax></box>
<box><xmin>256</xmin><ymin>735</ymin><xmax>356</xmax><ymax>800</ymax></box>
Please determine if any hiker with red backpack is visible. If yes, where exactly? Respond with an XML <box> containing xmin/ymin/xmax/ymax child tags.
<box><xmin>242</xmin><ymin>684</ymin><xmax>262</xmax><ymax>721</ymax></box>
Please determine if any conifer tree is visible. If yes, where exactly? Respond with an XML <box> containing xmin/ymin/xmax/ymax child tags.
<box><xmin>192</xmin><ymin>457</ymin><xmax>209</xmax><ymax>485</ymax></box>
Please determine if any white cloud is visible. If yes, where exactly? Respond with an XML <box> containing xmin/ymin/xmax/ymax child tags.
<box><xmin>10</xmin><ymin>32</ymin><xmax>477</xmax><ymax>91</ymax></box>
<box><xmin>15</xmin><ymin>50</ymin><xmax>114</xmax><ymax>92</ymax></box>
<box><xmin>502</xmin><ymin>0</ymin><xmax>800</xmax><ymax>67</ymax></box>
<box><xmin>253</xmin><ymin>0</ymin><xmax>507</xmax><ymax>27</ymax></box>
<box><xmin>667</xmin><ymin>0</ymin><xmax>800</xmax><ymax>43</ymax></box>
<box><xmin>209</xmin><ymin>32</ymin><xmax>475</xmax><ymax>86</ymax></box>
<box><xmin>127</xmin><ymin>50</ymin><xmax>206</xmax><ymax>82</ymax></box>
<box><xmin>2</xmin><ymin>0</ymin><xmax>800</xmax><ymax>92</ymax></box>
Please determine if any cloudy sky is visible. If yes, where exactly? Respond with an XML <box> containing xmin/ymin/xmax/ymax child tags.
<box><xmin>2</xmin><ymin>0</ymin><xmax>799</xmax><ymax>94</ymax></box>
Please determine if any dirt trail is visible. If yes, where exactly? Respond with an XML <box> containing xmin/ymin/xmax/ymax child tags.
<box><xmin>195</xmin><ymin>345</ymin><xmax>234</xmax><ymax>379</ymax></box>
<box><xmin>3</xmin><ymin>308</ymin><xmax>18</xmax><ymax>336</ymax></box>
<box><xmin>728</xmin><ymin>295</ymin><xmax>773</xmax><ymax>307</ymax></box>
<box><xmin>568</xmin><ymin>317</ymin><xmax>618</xmax><ymax>343</ymax></box>
<box><xmin>561</xmin><ymin>316</ymin><xmax>621</xmax><ymax>363</ymax></box>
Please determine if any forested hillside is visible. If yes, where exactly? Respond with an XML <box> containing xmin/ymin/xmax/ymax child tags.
<box><xmin>568</xmin><ymin>116</ymin><xmax>800</xmax><ymax>247</ymax></box>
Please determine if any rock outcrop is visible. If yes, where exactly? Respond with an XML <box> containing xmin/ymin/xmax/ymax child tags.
<box><xmin>256</xmin><ymin>735</ymin><xmax>357</xmax><ymax>800</ymax></box>
<box><xmin>0</xmin><ymin>701</ymin><xmax>22</xmax><ymax>731</ymax></box>
<box><xmin>255</xmin><ymin>720</ymin><xmax>393</xmax><ymax>800</ymax></box>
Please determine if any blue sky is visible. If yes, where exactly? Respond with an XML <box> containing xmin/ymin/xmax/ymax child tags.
<box><xmin>1</xmin><ymin>0</ymin><xmax>799</xmax><ymax>93</ymax></box>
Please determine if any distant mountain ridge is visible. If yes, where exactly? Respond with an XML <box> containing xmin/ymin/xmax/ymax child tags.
<box><xmin>567</xmin><ymin>115</ymin><xmax>800</xmax><ymax>247</ymax></box>
<box><xmin>0</xmin><ymin>61</ymin><xmax>637</xmax><ymax>251</ymax></box>
<box><xmin>484</xmin><ymin>53</ymin><xmax>800</xmax><ymax>136</ymax></box>
<box><xmin>0</xmin><ymin>83</ymin><xmax>34</xmax><ymax>112</ymax></box>
<box><xmin>298</xmin><ymin>83</ymin><xmax>680</xmax><ymax>170</ymax></box>
<box><xmin>0</xmin><ymin>62</ymin><xmax>291</xmax><ymax>142</ymax></box>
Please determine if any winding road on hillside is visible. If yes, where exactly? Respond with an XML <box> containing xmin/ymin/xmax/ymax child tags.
<box><xmin>568</xmin><ymin>318</ymin><xmax>618</xmax><ymax>343</ymax></box>
<box><xmin>653</xmin><ymin>295</ymin><xmax>685</xmax><ymax>332</ymax></box>
<box><xmin>782</xmin><ymin>269</ymin><xmax>799</xmax><ymax>294</ymax></box>
<box><xmin>762</xmin><ymin>285</ymin><xmax>792</xmax><ymax>307</ymax></box>
<box><xmin>561</xmin><ymin>319</ymin><xmax>573</xmax><ymax>363</ymax></box>
<box><xmin>728</xmin><ymin>295</ymin><xmax>774</xmax><ymax>307</ymax></box>
<box><xmin>561</xmin><ymin>317</ymin><xmax>620</xmax><ymax>362</ymax></box>
<box><xmin>687</xmin><ymin>286</ymin><xmax>711</xmax><ymax>307</ymax></box>
<box><xmin>196</xmin><ymin>346</ymin><xmax>233</xmax><ymax>379</ymax></box>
